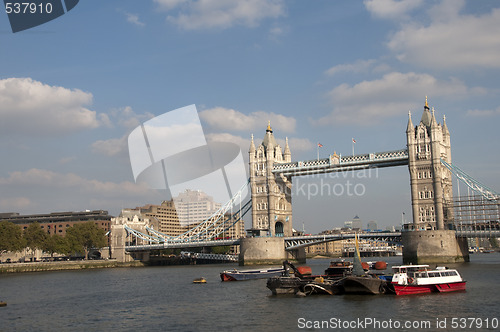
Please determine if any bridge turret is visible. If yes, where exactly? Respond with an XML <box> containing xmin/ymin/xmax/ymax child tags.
<box><xmin>249</xmin><ymin>122</ymin><xmax>293</xmax><ymax>237</ymax></box>
<box><xmin>407</xmin><ymin>98</ymin><xmax>454</xmax><ymax>231</ymax></box>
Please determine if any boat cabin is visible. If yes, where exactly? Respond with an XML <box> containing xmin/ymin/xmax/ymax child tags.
<box><xmin>392</xmin><ymin>265</ymin><xmax>463</xmax><ymax>285</ymax></box>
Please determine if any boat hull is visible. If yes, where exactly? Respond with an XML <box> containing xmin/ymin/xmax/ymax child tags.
<box><xmin>267</xmin><ymin>276</ymin><xmax>344</xmax><ymax>295</ymax></box>
<box><xmin>220</xmin><ymin>268</ymin><xmax>284</xmax><ymax>281</ymax></box>
<box><xmin>342</xmin><ymin>276</ymin><xmax>389</xmax><ymax>295</ymax></box>
<box><xmin>393</xmin><ymin>281</ymin><xmax>466</xmax><ymax>295</ymax></box>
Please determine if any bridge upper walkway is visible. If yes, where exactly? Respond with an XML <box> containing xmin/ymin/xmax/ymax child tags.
<box><xmin>273</xmin><ymin>149</ymin><xmax>409</xmax><ymax>177</ymax></box>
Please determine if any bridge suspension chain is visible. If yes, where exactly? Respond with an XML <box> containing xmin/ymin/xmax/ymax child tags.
<box><xmin>441</xmin><ymin>159</ymin><xmax>499</xmax><ymax>201</ymax></box>
<box><xmin>125</xmin><ymin>180</ymin><xmax>251</xmax><ymax>245</ymax></box>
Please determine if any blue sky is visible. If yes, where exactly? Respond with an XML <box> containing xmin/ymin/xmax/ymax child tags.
<box><xmin>1</xmin><ymin>0</ymin><xmax>499</xmax><ymax>233</ymax></box>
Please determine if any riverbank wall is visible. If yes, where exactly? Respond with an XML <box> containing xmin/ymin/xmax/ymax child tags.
<box><xmin>0</xmin><ymin>260</ymin><xmax>144</xmax><ymax>274</ymax></box>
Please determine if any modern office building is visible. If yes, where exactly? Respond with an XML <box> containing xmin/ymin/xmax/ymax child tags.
<box><xmin>0</xmin><ymin>210</ymin><xmax>112</xmax><ymax>236</ymax></box>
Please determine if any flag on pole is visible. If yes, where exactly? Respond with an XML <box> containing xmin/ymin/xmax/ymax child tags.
<box><xmin>352</xmin><ymin>138</ymin><xmax>356</xmax><ymax>144</ymax></box>
<box><xmin>318</xmin><ymin>143</ymin><xmax>323</xmax><ymax>148</ymax></box>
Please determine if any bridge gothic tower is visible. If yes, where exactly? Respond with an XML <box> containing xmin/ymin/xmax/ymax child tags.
<box><xmin>406</xmin><ymin>98</ymin><xmax>454</xmax><ymax>231</ymax></box>
<box><xmin>248</xmin><ymin>122</ymin><xmax>293</xmax><ymax>237</ymax></box>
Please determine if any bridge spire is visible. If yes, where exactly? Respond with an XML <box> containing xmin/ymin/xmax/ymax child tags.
<box><xmin>266</xmin><ymin>120</ymin><xmax>272</xmax><ymax>133</ymax></box>
<box><xmin>406</xmin><ymin>110</ymin><xmax>414</xmax><ymax>133</ymax></box>
<box><xmin>442</xmin><ymin>114</ymin><xmax>450</xmax><ymax>136</ymax></box>
<box><xmin>284</xmin><ymin>137</ymin><xmax>291</xmax><ymax>162</ymax></box>
<box><xmin>421</xmin><ymin>97</ymin><xmax>432</xmax><ymax>127</ymax></box>
<box><xmin>250</xmin><ymin>133</ymin><xmax>256</xmax><ymax>153</ymax></box>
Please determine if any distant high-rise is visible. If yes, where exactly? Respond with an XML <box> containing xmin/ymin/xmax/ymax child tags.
<box><xmin>173</xmin><ymin>189</ymin><xmax>222</xmax><ymax>226</ymax></box>
<box><xmin>130</xmin><ymin>190</ymin><xmax>243</xmax><ymax>239</ymax></box>
<box><xmin>367</xmin><ymin>220</ymin><xmax>378</xmax><ymax>231</ymax></box>
<box><xmin>344</xmin><ymin>215</ymin><xmax>362</xmax><ymax>230</ymax></box>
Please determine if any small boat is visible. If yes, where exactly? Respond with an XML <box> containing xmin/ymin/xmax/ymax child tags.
<box><xmin>193</xmin><ymin>277</ymin><xmax>207</xmax><ymax>284</ymax></box>
<box><xmin>0</xmin><ymin>301</ymin><xmax>7</xmax><ymax>307</ymax></box>
<box><xmin>391</xmin><ymin>265</ymin><xmax>466</xmax><ymax>295</ymax></box>
<box><xmin>324</xmin><ymin>259</ymin><xmax>352</xmax><ymax>277</ymax></box>
<box><xmin>366</xmin><ymin>261</ymin><xmax>388</xmax><ymax>270</ymax></box>
<box><xmin>220</xmin><ymin>267</ymin><xmax>284</xmax><ymax>281</ymax></box>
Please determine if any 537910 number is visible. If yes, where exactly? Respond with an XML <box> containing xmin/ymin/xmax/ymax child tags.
<box><xmin>5</xmin><ymin>2</ymin><xmax>53</xmax><ymax>14</ymax></box>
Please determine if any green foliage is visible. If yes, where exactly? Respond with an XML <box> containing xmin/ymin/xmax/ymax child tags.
<box><xmin>0</xmin><ymin>221</ymin><xmax>26</xmax><ymax>253</ymax></box>
<box><xmin>489</xmin><ymin>237</ymin><xmax>498</xmax><ymax>248</ymax></box>
<box><xmin>43</xmin><ymin>234</ymin><xmax>71</xmax><ymax>256</ymax></box>
<box><xmin>211</xmin><ymin>245</ymin><xmax>230</xmax><ymax>254</ymax></box>
<box><xmin>66</xmin><ymin>221</ymin><xmax>107</xmax><ymax>259</ymax></box>
<box><xmin>23</xmin><ymin>222</ymin><xmax>48</xmax><ymax>253</ymax></box>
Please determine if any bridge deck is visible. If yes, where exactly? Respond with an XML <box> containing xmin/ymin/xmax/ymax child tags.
<box><xmin>273</xmin><ymin>149</ymin><xmax>409</xmax><ymax>177</ymax></box>
<box><xmin>124</xmin><ymin>229</ymin><xmax>500</xmax><ymax>252</ymax></box>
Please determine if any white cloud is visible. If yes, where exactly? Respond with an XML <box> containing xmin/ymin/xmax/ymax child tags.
<box><xmin>466</xmin><ymin>107</ymin><xmax>500</xmax><ymax>117</ymax></box>
<box><xmin>0</xmin><ymin>169</ymin><xmax>155</xmax><ymax>213</ymax></box>
<box><xmin>277</xmin><ymin>137</ymin><xmax>313</xmax><ymax>152</ymax></box>
<box><xmin>91</xmin><ymin>107</ymin><xmax>154</xmax><ymax>157</ymax></box>
<box><xmin>91</xmin><ymin>135</ymin><xmax>128</xmax><ymax>157</ymax></box>
<box><xmin>200</xmin><ymin>107</ymin><xmax>296</xmax><ymax>133</ymax></box>
<box><xmin>206</xmin><ymin>132</ymin><xmax>250</xmax><ymax>151</ymax></box>
<box><xmin>125</xmin><ymin>12</ymin><xmax>145</xmax><ymax>27</ymax></box>
<box><xmin>325</xmin><ymin>59</ymin><xmax>377</xmax><ymax>76</ymax></box>
<box><xmin>0</xmin><ymin>78</ymin><xmax>99</xmax><ymax>136</ymax></box>
<box><xmin>109</xmin><ymin>106</ymin><xmax>154</xmax><ymax>129</ymax></box>
<box><xmin>155</xmin><ymin>0</ymin><xmax>188</xmax><ymax>10</ymax></box>
<box><xmin>364</xmin><ymin>0</ymin><xmax>424</xmax><ymax>20</ymax></box>
<box><xmin>387</xmin><ymin>1</ymin><xmax>500</xmax><ymax>69</ymax></box>
<box><xmin>0</xmin><ymin>197</ymin><xmax>31</xmax><ymax>211</ymax></box>
<box><xmin>59</xmin><ymin>156</ymin><xmax>77</xmax><ymax>164</ymax></box>
<box><xmin>206</xmin><ymin>132</ymin><xmax>313</xmax><ymax>154</ymax></box>
<box><xmin>315</xmin><ymin>72</ymin><xmax>482</xmax><ymax>125</ymax></box>
<box><xmin>155</xmin><ymin>0</ymin><xmax>285</xmax><ymax>30</ymax></box>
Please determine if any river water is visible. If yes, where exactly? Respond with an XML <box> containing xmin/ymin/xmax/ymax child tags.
<box><xmin>0</xmin><ymin>254</ymin><xmax>499</xmax><ymax>332</ymax></box>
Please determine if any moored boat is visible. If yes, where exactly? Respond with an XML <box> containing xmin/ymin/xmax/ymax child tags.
<box><xmin>324</xmin><ymin>259</ymin><xmax>352</xmax><ymax>277</ymax></box>
<box><xmin>266</xmin><ymin>261</ymin><xmax>344</xmax><ymax>295</ymax></box>
<box><xmin>391</xmin><ymin>265</ymin><xmax>466</xmax><ymax>295</ymax></box>
<box><xmin>220</xmin><ymin>267</ymin><xmax>284</xmax><ymax>281</ymax></box>
<box><xmin>342</xmin><ymin>275</ymin><xmax>389</xmax><ymax>295</ymax></box>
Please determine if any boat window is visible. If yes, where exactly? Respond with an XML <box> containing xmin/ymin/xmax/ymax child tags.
<box><xmin>428</xmin><ymin>272</ymin><xmax>439</xmax><ymax>277</ymax></box>
<box><xmin>449</xmin><ymin>271</ymin><xmax>458</xmax><ymax>276</ymax></box>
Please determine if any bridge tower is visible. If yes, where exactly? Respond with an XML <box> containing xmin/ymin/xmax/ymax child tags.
<box><xmin>248</xmin><ymin>122</ymin><xmax>293</xmax><ymax>237</ymax></box>
<box><xmin>406</xmin><ymin>98</ymin><xmax>454</xmax><ymax>230</ymax></box>
<box><xmin>404</xmin><ymin>98</ymin><xmax>467</xmax><ymax>263</ymax></box>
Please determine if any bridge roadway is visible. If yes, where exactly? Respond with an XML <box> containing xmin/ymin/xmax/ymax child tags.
<box><xmin>125</xmin><ymin>229</ymin><xmax>500</xmax><ymax>252</ymax></box>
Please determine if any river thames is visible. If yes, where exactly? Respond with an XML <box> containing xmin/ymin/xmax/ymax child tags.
<box><xmin>1</xmin><ymin>254</ymin><xmax>499</xmax><ymax>331</ymax></box>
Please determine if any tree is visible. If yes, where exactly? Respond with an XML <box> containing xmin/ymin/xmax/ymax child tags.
<box><xmin>0</xmin><ymin>221</ymin><xmax>25</xmax><ymax>254</ymax></box>
<box><xmin>23</xmin><ymin>222</ymin><xmax>48</xmax><ymax>256</ymax></box>
<box><xmin>211</xmin><ymin>246</ymin><xmax>230</xmax><ymax>254</ymax></box>
<box><xmin>66</xmin><ymin>221</ymin><xmax>107</xmax><ymax>259</ymax></box>
<box><xmin>43</xmin><ymin>234</ymin><xmax>71</xmax><ymax>257</ymax></box>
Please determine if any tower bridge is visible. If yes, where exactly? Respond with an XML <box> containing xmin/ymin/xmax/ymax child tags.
<box><xmin>112</xmin><ymin>99</ymin><xmax>499</xmax><ymax>265</ymax></box>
